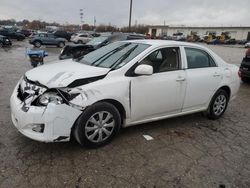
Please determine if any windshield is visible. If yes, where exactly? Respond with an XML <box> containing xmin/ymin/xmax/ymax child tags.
<box><xmin>86</xmin><ymin>36</ymin><xmax>108</xmax><ymax>46</ymax></box>
<box><xmin>77</xmin><ymin>42</ymin><xmax>150</xmax><ymax>70</ymax></box>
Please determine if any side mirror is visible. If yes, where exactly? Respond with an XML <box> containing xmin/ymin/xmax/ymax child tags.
<box><xmin>134</xmin><ymin>64</ymin><xmax>153</xmax><ymax>76</ymax></box>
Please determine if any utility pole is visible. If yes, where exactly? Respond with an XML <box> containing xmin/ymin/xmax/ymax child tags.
<box><xmin>128</xmin><ymin>0</ymin><xmax>133</xmax><ymax>32</ymax></box>
<box><xmin>94</xmin><ymin>16</ymin><xmax>96</xmax><ymax>32</ymax></box>
<box><xmin>94</xmin><ymin>16</ymin><xmax>96</xmax><ymax>27</ymax></box>
<box><xmin>80</xmin><ymin>9</ymin><xmax>84</xmax><ymax>30</ymax></box>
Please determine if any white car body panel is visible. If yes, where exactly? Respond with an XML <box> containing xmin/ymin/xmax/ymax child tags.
<box><xmin>25</xmin><ymin>60</ymin><xmax>110</xmax><ymax>88</ymax></box>
<box><xmin>182</xmin><ymin>67</ymin><xmax>223</xmax><ymax>111</ymax></box>
<box><xmin>10</xmin><ymin>40</ymin><xmax>240</xmax><ymax>142</ymax></box>
<box><xmin>130</xmin><ymin>70</ymin><xmax>186</xmax><ymax>122</ymax></box>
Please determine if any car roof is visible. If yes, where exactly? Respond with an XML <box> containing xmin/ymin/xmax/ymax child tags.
<box><xmin>126</xmin><ymin>39</ymin><xmax>206</xmax><ymax>48</ymax></box>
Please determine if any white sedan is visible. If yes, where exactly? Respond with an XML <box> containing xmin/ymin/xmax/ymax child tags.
<box><xmin>10</xmin><ymin>40</ymin><xmax>240</xmax><ymax>148</ymax></box>
<box><xmin>71</xmin><ymin>33</ymin><xmax>93</xmax><ymax>44</ymax></box>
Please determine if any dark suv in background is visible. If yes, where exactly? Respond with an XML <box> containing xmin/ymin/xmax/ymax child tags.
<box><xmin>53</xmin><ymin>30</ymin><xmax>72</xmax><ymax>42</ymax></box>
<box><xmin>0</xmin><ymin>35</ymin><xmax>12</xmax><ymax>47</ymax></box>
<box><xmin>17</xmin><ymin>29</ymin><xmax>32</xmax><ymax>37</ymax></box>
<box><xmin>0</xmin><ymin>29</ymin><xmax>25</xmax><ymax>41</ymax></box>
<box><xmin>239</xmin><ymin>56</ymin><xmax>250</xmax><ymax>82</ymax></box>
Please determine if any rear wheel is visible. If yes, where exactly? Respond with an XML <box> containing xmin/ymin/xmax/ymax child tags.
<box><xmin>74</xmin><ymin>102</ymin><xmax>121</xmax><ymax>148</ymax></box>
<box><xmin>0</xmin><ymin>42</ymin><xmax>3</xmax><ymax>48</ymax></box>
<box><xmin>207</xmin><ymin>89</ymin><xmax>229</xmax><ymax>120</ymax></box>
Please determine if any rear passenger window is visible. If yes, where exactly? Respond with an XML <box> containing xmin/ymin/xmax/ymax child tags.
<box><xmin>185</xmin><ymin>48</ymin><xmax>217</xmax><ymax>69</ymax></box>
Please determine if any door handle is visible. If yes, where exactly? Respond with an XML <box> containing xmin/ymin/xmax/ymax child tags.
<box><xmin>176</xmin><ymin>76</ymin><xmax>185</xmax><ymax>82</ymax></box>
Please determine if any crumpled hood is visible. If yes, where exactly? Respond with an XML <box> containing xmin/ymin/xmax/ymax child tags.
<box><xmin>25</xmin><ymin>59</ymin><xmax>110</xmax><ymax>88</ymax></box>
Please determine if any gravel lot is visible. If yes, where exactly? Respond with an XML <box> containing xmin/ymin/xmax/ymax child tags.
<box><xmin>0</xmin><ymin>40</ymin><xmax>250</xmax><ymax>188</ymax></box>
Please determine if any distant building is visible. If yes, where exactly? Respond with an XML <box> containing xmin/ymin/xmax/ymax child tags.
<box><xmin>45</xmin><ymin>26</ymin><xmax>59</xmax><ymax>31</ymax></box>
<box><xmin>148</xmin><ymin>25</ymin><xmax>250</xmax><ymax>40</ymax></box>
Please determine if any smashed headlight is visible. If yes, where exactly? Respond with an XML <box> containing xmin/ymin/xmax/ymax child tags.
<box><xmin>39</xmin><ymin>92</ymin><xmax>63</xmax><ymax>106</ymax></box>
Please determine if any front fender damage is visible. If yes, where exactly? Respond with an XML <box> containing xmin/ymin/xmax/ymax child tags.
<box><xmin>61</xmin><ymin>87</ymin><xmax>102</xmax><ymax>110</ymax></box>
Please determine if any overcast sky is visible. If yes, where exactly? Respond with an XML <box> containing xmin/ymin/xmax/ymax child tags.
<box><xmin>0</xmin><ymin>0</ymin><xmax>249</xmax><ymax>27</ymax></box>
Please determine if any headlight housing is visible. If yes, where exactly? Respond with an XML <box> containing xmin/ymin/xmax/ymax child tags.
<box><xmin>39</xmin><ymin>92</ymin><xmax>63</xmax><ymax>106</ymax></box>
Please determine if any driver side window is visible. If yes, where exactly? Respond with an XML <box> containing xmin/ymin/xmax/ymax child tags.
<box><xmin>140</xmin><ymin>47</ymin><xmax>180</xmax><ymax>73</ymax></box>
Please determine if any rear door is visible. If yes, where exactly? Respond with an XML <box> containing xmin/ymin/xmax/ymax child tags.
<box><xmin>182</xmin><ymin>47</ymin><xmax>222</xmax><ymax>111</ymax></box>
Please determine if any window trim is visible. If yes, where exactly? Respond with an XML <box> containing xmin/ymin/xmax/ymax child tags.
<box><xmin>184</xmin><ymin>47</ymin><xmax>218</xmax><ymax>69</ymax></box>
<box><xmin>125</xmin><ymin>46</ymin><xmax>182</xmax><ymax>77</ymax></box>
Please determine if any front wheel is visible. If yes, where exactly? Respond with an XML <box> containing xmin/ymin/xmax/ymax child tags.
<box><xmin>31</xmin><ymin>62</ymin><xmax>38</xmax><ymax>67</ymax></box>
<box><xmin>73</xmin><ymin>102</ymin><xmax>121</xmax><ymax>148</ymax></box>
<box><xmin>207</xmin><ymin>89</ymin><xmax>229</xmax><ymax>120</ymax></box>
<box><xmin>77</xmin><ymin>40</ymin><xmax>83</xmax><ymax>44</ymax></box>
<box><xmin>58</xmin><ymin>42</ymin><xmax>65</xmax><ymax>48</ymax></box>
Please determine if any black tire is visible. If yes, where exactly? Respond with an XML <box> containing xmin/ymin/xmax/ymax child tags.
<box><xmin>34</xmin><ymin>41</ymin><xmax>42</xmax><ymax>48</ymax></box>
<box><xmin>73</xmin><ymin>102</ymin><xmax>121</xmax><ymax>148</ymax></box>
<box><xmin>0</xmin><ymin>42</ymin><xmax>3</xmax><ymax>48</ymax></box>
<box><xmin>31</xmin><ymin>62</ymin><xmax>38</xmax><ymax>67</ymax></box>
<box><xmin>207</xmin><ymin>89</ymin><xmax>229</xmax><ymax>120</ymax></box>
<box><xmin>77</xmin><ymin>40</ymin><xmax>83</xmax><ymax>44</ymax></box>
<box><xmin>58</xmin><ymin>42</ymin><xmax>65</xmax><ymax>48</ymax></box>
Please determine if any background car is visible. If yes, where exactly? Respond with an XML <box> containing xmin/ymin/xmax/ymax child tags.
<box><xmin>59</xmin><ymin>44</ymin><xmax>92</xmax><ymax>60</ymax></box>
<box><xmin>53</xmin><ymin>30</ymin><xmax>72</xmax><ymax>42</ymax></box>
<box><xmin>206</xmin><ymin>39</ymin><xmax>222</xmax><ymax>45</ymax></box>
<box><xmin>17</xmin><ymin>29</ymin><xmax>32</xmax><ymax>37</ymax></box>
<box><xmin>0</xmin><ymin>35</ymin><xmax>12</xmax><ymax>47</ymax></box>
<box><xmin>0</xmin><ymin>29</ymin><xmax>25</xmax><ymax>41</ymax></box>
<box><xmin>239</xmin><ymin>49</ymin><xmax>250</xmax><ymax>82</ymax></box>
<box><xmin>29</xmin><ymin>33</ymin><xmax>67</xmax><ymax>48</ymax></box>
<box><xmin>71</xmin><ymin>33</ymin><xmax>93</xmax><ymax>44</ymax></box>
<box><xmin>245</xmin><ymin>42</ymin><xmax>250</xmax><ymax>48</ymax></box>
<box><xmin>224</xmin><ymin>39</ymin><xmax>237</xmax><ymax>45</ymax></box>
<box><xmin>239</xmin><ymin>59</ymin><xmax>250</xmax><ymax>82</ymax></box>
<box><xmin>59</xmin><ymin>33</ymin><xmax>146</xmax><ymax>60</ymax></box>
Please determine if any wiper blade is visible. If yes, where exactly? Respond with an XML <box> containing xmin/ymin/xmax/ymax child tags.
<box><xmin>91</xmin><ymin>43</ymin><xmax>131</xmax><ymax>67</ymax></box>
<box><xmin>110</xmin><ymin>44</ymin><xmax>138</xmax><ymax>70</ymax></box>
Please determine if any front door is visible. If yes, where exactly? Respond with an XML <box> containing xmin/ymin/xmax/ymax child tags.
<box><xmin>130</xmin><ymin>47</ymin><xmax>186</xmax><ymax>123</ymax></box>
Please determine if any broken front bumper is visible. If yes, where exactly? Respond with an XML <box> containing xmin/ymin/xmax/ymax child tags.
<box><xmin>10</xmin><ymin>83</ymin><xmax>82</xmax><ymax>142</ymax></box>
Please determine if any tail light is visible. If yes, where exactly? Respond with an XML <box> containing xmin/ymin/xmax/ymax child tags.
<box><xmin>238</xmin><ymin>69</ymin><xmax>242</xmax><ymax>78</ymax></box>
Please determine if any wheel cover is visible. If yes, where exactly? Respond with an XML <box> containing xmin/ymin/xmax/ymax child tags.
<box><xmin>213</xmin><ymin>95</ymin><xmax>227</xmax><ymax>116</ymax></box>
<box><xmin>85</xmin><ymin>111</ymin><xmax>115</xmax><ymax>143</ymax></box>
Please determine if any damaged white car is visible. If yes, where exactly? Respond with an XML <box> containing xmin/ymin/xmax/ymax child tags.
<box><xmin>10</xmin><ymin>40</ymin><xmax>240</xmax><ymax>147</ymax></box>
